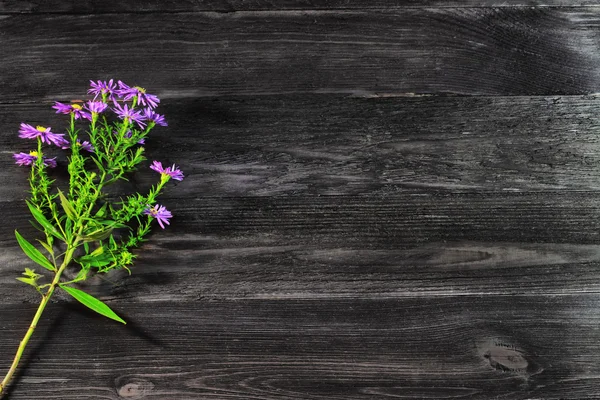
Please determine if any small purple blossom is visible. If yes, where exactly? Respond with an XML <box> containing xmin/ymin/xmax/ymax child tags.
<box><xmin>150</xmin><ymin>160</ymin><xmax>184</xmax><ymax>181</ymax></box>
<box><xmin>85</xmin><ymin>100</ymin><xmax>108</xmax><ymax>114</ymax></box>
<box><xmin>112</xmin><ymin>102</ymin><xmax>146</xmax><ymax>129</ymax></box>
<box><xmin>13</xmin><ymin>151</ymin><xmax>57</xmax><ymax>168</ymax></box>
<box><xmin>76</xmin><ymin>139</ymin><xmax>94</xmax><ymax>152</ymax></box>
<box><xmin>52</xmin><ymin>102</ymin><xmax>91</xmax><ymax>120</ymax></box>
<box><xmin>143</xmin><ymin>204</ymin><xmax>172</xmax><ymax>229</ymax></box>
<box><xmin>125</xmin><ymin>130</ymin><xmax>145</xmax><ymax>145</ymax></box>
<box><xmin>19</xmin><ymin>123</ymin><xmax>69</xmax><ymax>148</ymax></box>
<box><xmin>117</xmin><ymin>81</ymin><xmax>160</xmax><ymax>108</ymax></box>
<box><xmin>142</xmin><ymin>108</ymin><xmax>167</xmax><ymax>126</ymax></box>
<box><xmin>113</xmin><ymin>130</ymin><xmax>145</xmax><ymax>145</ymax></box>
<box><xmin>88</xmin><ymin>79</ymin><xmax>117</xmax><ymax>100</ymax></box>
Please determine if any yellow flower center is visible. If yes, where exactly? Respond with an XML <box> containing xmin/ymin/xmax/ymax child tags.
<box><xmin>134</xmin><ymin>86</ymin><xmax>146</xmax><ymax>94</ymax></box>
<box><xmin>28</xmin><ymin>151</ymin><xmax>39</xmax><ymax>157</ymax></box>
<box><xmin>35</xmin><ymin>126</ymin><xmax>47</xmax><ymax>132</ymax></box>
<box><xmin>71</xmin><ymin>104</ymin><xmax>83</xmax><ymax>110</ymax></box>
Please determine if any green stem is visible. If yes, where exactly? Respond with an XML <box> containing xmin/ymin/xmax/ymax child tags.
<box><xmin>0</xmin><ymin>240</ymin><xmax>79</xmax><ymax>396</ymax></box>
<box><xmin>0</xmin><ymin>171</ymin><xmax>108</xmax><ymax>396</ymax></box>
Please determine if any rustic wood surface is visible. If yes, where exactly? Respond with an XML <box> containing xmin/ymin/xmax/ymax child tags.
<box><xmin>1</xmin><ymin>1</ymin><xmax>600</xmax><ymax>399</ymax></box>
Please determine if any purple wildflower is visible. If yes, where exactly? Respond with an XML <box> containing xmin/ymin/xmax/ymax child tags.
<box><xmin>142</xmin><ymin>108</ymin><xmax>167</xmax><ymax>126</ymax></box>
<box><xmin>88</xmin><ymin>79</ymin><xmax>118</xmax><ymax>100</ymax></box>
<box><xmin>13</xmin><ymin>151</ymin><xmax>57</xmax><ymax>168</ymax></box>
<box><xmin>19</xmin><ymin>123</ymin><xmax>69</xmax><ymax>148</ymax></box>
<box><xmin>143</xmin><ymin>204</ymin><xmax>172</xmax><ymax>229</ymax></box>
<box><xmin>76</xmin><ymin>139</ymin><xmax>94</xmax><ymax>152</ymax></box>
<box><xmin>52</xmin><ymin>102</ymin><xmax>91</xmax><ymax>120</ymax></box>
<box><xmin>85</xmin><ymin>100</ymin><xmax>108</xmax><ymax>114</ymax></box>
<box><xmin>150</xmin><ymin>160</ymin><xmax>184</xmax><ymax>181</ymax></box>
<box><xmin>112</xmin><ymin>102</ymin><xmax>146</xmax><ymax>129</ymax></box>
<box><xmin>117</xmin><ymin>81</ymin><xmax>160</xmax><ymax>108</ymax></box>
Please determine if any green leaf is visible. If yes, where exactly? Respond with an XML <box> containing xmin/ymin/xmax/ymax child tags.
<box><xmin>57</xmin><ymin>188</ymin><xmax>77</xmax><ymax>220</ymax></box>
<box><xmin>77</xmin><ymin>252</ymin><xmax>113</xmax><ymax>268</ymax></box>
<box><xmin>79</xmin><ymin>227</ymin><xmax>114</xmax><ymax>242</ymax></box>
<box><xmin>17</xmin><ymin>268</ymin><xmax>43</xmax><ymax>290</ymax></box>
<box><xmin>90</xmin><ymin>246</ymin><xmax>104</xmax><ymax>257</ymax></box>
<box><xmin>26</xmin><ymin>201</ymin><xmax>64</xmax><ymax>241</ymax></box>
<box><xmin>97</xmin><ymin>219</ymin><xmax>128</xmax><ymax>229</ymax></box>
<box><xmin>36</xmin><ymin>239</ymin><xmax>54</xmax><ymax>256</ymax></box>
<box><xmin>74</xmin><ymin>268</ymin><xmax>88</xmax><ymax>282</ymax></box>
<box><xmin>95</xmin><ymin>203</ymin><xmax>108</xmax><ymax>218</ymax></box>
<box><xmin>60</xmin><ymin>285</ymin><xmax>126</xmax><ymax>324</ymax></box>
<box><xmin>90</xmin><ymin>156</ymin><xmax>105</xmax><ymax>173</ymax></box>
<box><xmin>16</xmin><ymin>277</ymin><xmax>36</xmax><ymax>286</ymax></box>
<box><xmin>15</xmin><ymin>230</ymin><xmax>55</xmax><ymax>271</ymax></box>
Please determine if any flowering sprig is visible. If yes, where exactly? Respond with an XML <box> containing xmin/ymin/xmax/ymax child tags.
<box><xmin>1</xmin><ymin>80</ymin><xmax>180</xmax><ymax>396</ymax></box>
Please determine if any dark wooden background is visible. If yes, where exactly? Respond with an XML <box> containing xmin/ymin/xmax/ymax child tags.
<box><xmin>2</xmin><ymin>1</ymin><xmax>600</xmax><ymax>398</ymax></box>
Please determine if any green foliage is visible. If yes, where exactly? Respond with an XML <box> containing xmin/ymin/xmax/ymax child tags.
<box><xmin>59</xmin><ymin>285</ymin><xmax>126</xmax><ymax>324</ymax></box>
<box><xmin>16</xmin><ymin>268</ymin><xmax>43</xmax><ymax>292</ymax></box>
<box><xmin>13</xmin><ymin>87</ymin><xmax>178</xmax><ymax>321</ymax></box>
<box><xmin>26</xmin><ymin>201</ymin><xmax>64</xmax><ymax>241</ymax></box>
<box><xmin>3</xmin><ymin>83</ymin><xmax>180</xmax><ymax>396</ymax></box>
<box><xmin>15</xmin><ymin>230</ymin><xmax>55</xmax><ymax>272</ymax></box>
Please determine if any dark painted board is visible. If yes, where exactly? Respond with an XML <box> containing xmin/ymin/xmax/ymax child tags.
<box><xmin>3</xmin><ymin>95</ymin><xmax>600</xmax><ymax>303</ymax></box>
<box><xmin>1</xmin><ymin>1</ymin><xmax>600</xmax><ymax>13</ymax></box>
<box><xmin>3</xmin><ymin>95</ymin><xmax>600</xmax><ymax>202</ymax></box>
<box><xmin>0</xmin><ymin>297</ymin><xmax>599</xmax><ymax>399</ymax></box>
<box><xmin>2</xmin><ymin>8</ymin><xmax>600</xmax><ymax>99</ymax></box>
<box><xmin>2</xmin><ymin>191</ymin><xmax>600</xmax><ymax>303</ymax></box>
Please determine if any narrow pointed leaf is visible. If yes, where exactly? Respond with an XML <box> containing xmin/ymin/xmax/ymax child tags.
<box><xmin>36</xmin><ymin>239</ymin><xmax>54</xmax><ymax>255</ymax></box>
<box><xmin>16</xmin><ymin>277</ymin><xmax>36</xmax><ymax>286</ymax></box>
<box><xmin>95</xmin><ymin>203</ymin><xmax>108</xmax><ymax>218</ymax></box>
<box><xmin>26</xmin><ymin>201</ymin><xmax>64</xmax><ymax>241</ymax></box>
<box><xmin>91</xmin><ymin>156</ymin><xmax>105</xmax><ymax>173</ymax></box>
<box><xmin>77</xmin><ymin>253</ymin><xmax>113</xmax><ymax>268</ymax></box>
<box><xmin>79</xmin><ymin>227</ymin><xmax>114</xmax><ymax>242</ymax></box>
<box><xmin>15</xmin><ymin>230</ymin><xmax>55</xmax><ymax>271</ymax></box>
<box><xmin>90</xmin><ymin>246</ymin><xmax>104</xmax><ymax>257</ymax></box>
<box><xmin>57</xmin><ymin>188</ymin><xmax>77</xmax><ymax>220</ymax></box>
<box><xmin>60</xmin><ymin>285</ymin><xmax>126</xmax><ymax>324</ymax></box>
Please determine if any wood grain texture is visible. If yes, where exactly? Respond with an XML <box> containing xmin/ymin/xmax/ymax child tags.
<box><xmin>2</xmin><ymin>191</ymin><xmax>600</xmax><ymax>304</ymax></box>
<box><xmin>3</xmin><ymin>2</ymin><xmax>600</xmax><ymax>399</ymax></box>
<box><xmin>2</xmin><ymin>8</ymin><xmax>600</xmax><ymax>99</ymax></box>
<box><xmin>4</xmin><ymin>95</ymin><xmax>600</xmax><ymax>202</ymax></box>
<box><xmin>1</xmin><ymin>296</ymin><xmax>600</xmax><ymax>399</ymax></box>
<box><xmin>1</xmin><ymin>1</ymin><xmax>600</xmax><ymax>13</ymax></box>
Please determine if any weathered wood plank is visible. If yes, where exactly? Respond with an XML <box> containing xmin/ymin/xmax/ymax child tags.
<box><xmin>0</xmin><ymin>296</ymin><xmax>599</xmax><ymax>399</ymax></box>
<box><xmin>3</xmin><ymin>95</ymin><xmax>600</xmax><ymax>201</ymax></box>
<box><xmin>1</xmin><ymin>1</ymin><xmax>599</xmax><ymax>13</ymax></box>
<box><xmin>2</xmin><ymin>192</ymin><xmax>600</xmax><ymax>303</ymax></box>
<box><xmin>2</xmin><ymin>8</ymin><xmax>600</xmax><ymax>99</ymax></box>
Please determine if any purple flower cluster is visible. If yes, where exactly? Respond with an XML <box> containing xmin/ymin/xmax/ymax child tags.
<box><xmin>13</xmin><ymin>79</ymin><xmax>181</xmax><ymax>232</ymax></box>
<box><xmin>87</xmin><ymin>79</ymin><xmax>166</xmax><ymax>128</ymax></box>
<box><xmin>145</xmin><ymin>160</ymin><xmax>185</xmax><ymax>229</ymax></box>
<box><xmin>53</xmin><ymin>80</ymin><xmax>166</xmax><ymax>128</ymax></box>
